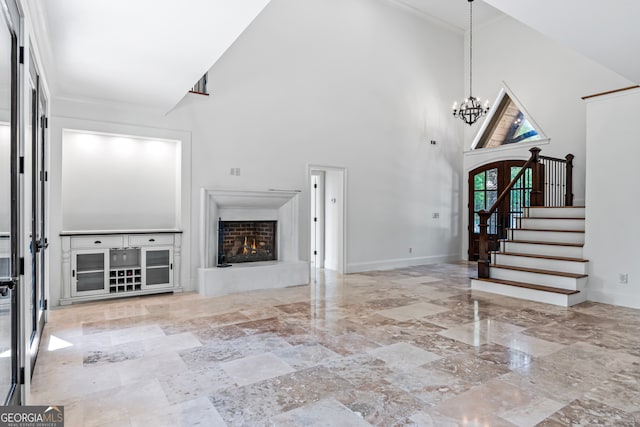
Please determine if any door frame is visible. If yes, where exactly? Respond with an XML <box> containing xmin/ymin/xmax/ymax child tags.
<box><xmin>308</xmin><ymin>165</ymin><xmax>347</xmax><ymax>274</ymax></box>
<box><xmin>468</xmin><ymin>160</ymin><xmax>529</xmax><ymax>260</ymax></box>
<box><xmin>27</xmin><ymin>49</ymin><xmax>47</xmax><ymax>376</ymax></box>
<box><xmin>0</xmin><ymin>0</ymin><xmax>21</xmax><ymax>405</ymax></box>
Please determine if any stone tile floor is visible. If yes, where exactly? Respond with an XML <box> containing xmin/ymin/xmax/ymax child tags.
<box><xmin>30</xmin><ymin>262</ymin><xmax>640</xmax><ymax>426</ymax></box>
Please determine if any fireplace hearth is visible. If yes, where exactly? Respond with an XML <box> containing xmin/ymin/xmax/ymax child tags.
<box><xmin>218</xmin><ymin>220</ymin><xmax>277</xmax><ymax>264</ymax></box>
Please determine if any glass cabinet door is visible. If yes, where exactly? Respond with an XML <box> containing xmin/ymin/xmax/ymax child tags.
<box><xmin>71</xmin><ymin>250</ymin><xmax>108</xmax><ymax>296</ymax></box>
<box><xmin>143</xmin><ymin>248</ymin><xmax>172</xmax><ymax>287</ymax></box>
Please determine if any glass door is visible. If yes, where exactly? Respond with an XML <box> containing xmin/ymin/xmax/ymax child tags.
<box><xmin>0</xmin><ymin>0</ymin><xmax>21</xmax><ymax>405</ymax></box>
<box><xmin>468</xmin><ymin>160</ymin><xmax>529</xmax><ymax>260</ymax></box>
<box><xmin>143</xmin><ymin>248</ymin><xmax>173</xmax><ymax>288</ymax></box>
<box><xmin>28</xmin><ymin>52</ymin><xmax>47</xmax><ymax>375</ymax></box>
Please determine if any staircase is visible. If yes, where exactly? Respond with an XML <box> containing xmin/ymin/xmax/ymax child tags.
<box><xmin>472</xmin><ymin>206</ymin><xmax>588</xmax><ymax>307</ymax></box>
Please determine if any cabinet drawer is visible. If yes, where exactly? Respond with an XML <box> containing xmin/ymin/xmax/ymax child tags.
<box><xmin>71</xmin><ymin>236</ymin><xmax>124</xmax><ymax>249</ymax></box>
<box><xmin>128</xmin><ymin>234</ymin><xmax>174</xmax><ymax>246</ymax></box>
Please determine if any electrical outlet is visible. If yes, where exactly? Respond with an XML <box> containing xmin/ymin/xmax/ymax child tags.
<box><xmin>619</xmin><ymin>273</ymin><xmax>629</xmax><ymax>284</ymax></box>
<box><xmin>432</xmin><ymin>213</ymin><xmax>440</xmax><ymax>219</ymax></box>
<box><xmin>409</xmin><ymin>247</ymin><xmax>412</xmax><ymax>254</ymax></box>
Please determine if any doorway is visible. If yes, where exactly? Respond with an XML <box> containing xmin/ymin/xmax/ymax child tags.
<box><xmin>308</xmin><ymin>166</ymin><xmax>346</xmax><ymax>274</ymax></box>
<box><xmin>468</xmin><ymin>160</ymin><xmax>532</xmax><ymax>260</ymax></box>
<box><xmin>310</xmin><ymin>171</ymin><xmax>325</xmax><ymax>269</ymax></box>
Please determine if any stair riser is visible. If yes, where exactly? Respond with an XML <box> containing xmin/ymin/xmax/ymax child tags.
<box><xmin>471</xmin><ymin>279</ymin><xmax>586</xmax><ymax>307</ymax></box>
<box><xmin>501</xmin><ymin>241</ymin><xmax>584</xmax><ymax>258</ymax></box>
<box><xmin>526</xmin><ymin>207</ymin><xmax>585</xmax><ymax>219</ymax></box>
<box><xmin>509</xmin><ymin>229</ymin><xmax>585</xmax><ymax>244</ymax></box>
<box><xmin>490</xmin><ymin>267</ymin><xmax>587</xmax><ymax>290</ymax></box>
<box><xmin>519</xmin><ymin>218</ymin><xmax>585</xmax><ymax>231</ymax></box>
<box><xmin>492</xmin><ymin>254</ymin><xmax>588</xmax><ymax>275</ymax></box>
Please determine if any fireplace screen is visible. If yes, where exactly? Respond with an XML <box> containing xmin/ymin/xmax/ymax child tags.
<box><xmin>218</xmin><ymin>220</ymin><xmax>277</xmax><ymax>264</ymax></box>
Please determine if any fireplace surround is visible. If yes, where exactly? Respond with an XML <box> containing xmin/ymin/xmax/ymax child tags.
<box><xmin>198</xmin><ymin>189</ymin><xmax>308</xmax><ymax>297</ymax></box>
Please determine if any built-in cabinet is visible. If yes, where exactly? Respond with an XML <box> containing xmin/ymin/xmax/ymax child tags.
<box><xmin>61</xmin><ymin>231</ymin><xmax>182</xmax><ymax>305</ymax></box>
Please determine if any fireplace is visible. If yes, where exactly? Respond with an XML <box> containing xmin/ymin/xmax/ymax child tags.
<box><xmin>218</xmin><ymin>220</ymin><xmax>277</xmax><ymax>264</ymax></box>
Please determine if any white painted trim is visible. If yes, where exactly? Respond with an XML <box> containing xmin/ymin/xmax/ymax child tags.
<box><xmin>464</xmin><ymin>138</ymin><xmax>549</xmax><ymax>157</ymax></box>
<box><xmin>347</xmin><ymin>253</ymin><xmax>459</xmax><ymax>274</ymax></box>
<box><xmin>307</xmin><ymin>164</ymin><xmax>347</xmax><ymax>275</ymax></box>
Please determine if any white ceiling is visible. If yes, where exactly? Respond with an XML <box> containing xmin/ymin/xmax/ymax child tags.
<box><xmin>390</xmin><ymin>0</ymin><xmax>503</xmax><ymax>31</ymax></box>
<box><xmin>29</xmin><ymin>0</ymin><xmax>271</xmax><ymax>113</ymax></box>
<box><xmin>28</xmin><ymin>0</ymin><xmax>638</xmax><ymax>113</ymax></box>
<box><xmin>483</xmin><ymin>0</ymin><xmax>640</xmax><ymax>84</ymax></box>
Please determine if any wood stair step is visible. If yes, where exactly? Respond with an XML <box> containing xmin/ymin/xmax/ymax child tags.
<box><xmin>522</xmin><ymin>217</ymin><xmax>585</xmax><ymax>220</ymax></box>
<box><xmin>473</xmin><ymin>277</ymin><xmax>579</xmax><ymax>295</ymax></box>
<box><xmin>528</xmin><ymin>206</ymin><xmax>586</xmax><ymax>208</ymax></box>
<box><xmin>491</xmin><ymin>264</ymin><xmax>588</xmax><ymax>278</ymax></box>
<box><xmin>503</xmin><ymin>239</ymin><xmax>584</xmax><ymax>248</ymax></box>
<box><xmin>493</xmin><ymin>252</ymin><xmax>589</xmax><ymax>263</ymax></box>
<box><xmin>507</xmin><ymin>228</ymin><xmax>585</xmax><ymax>233</ymax></box>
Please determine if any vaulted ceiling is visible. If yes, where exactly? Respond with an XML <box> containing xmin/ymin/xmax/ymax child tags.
<box><xmin>483</xmin><ymin>0</ymin><xmax>640</xmax><ymax>84</ymax></box>
<box><xmin>26</xmin><ymin>0</ymin><xmax>638</xmax><ymax>114</ymax></box>
<box><xmin>27</xmin><ymin>0</ymin><xmax>271</xmax><ymax>113</ymax></box>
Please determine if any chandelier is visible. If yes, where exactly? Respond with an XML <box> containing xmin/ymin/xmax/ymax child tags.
<box><xmin>452</xmin><ymin>0</ymin><xmax>490</xmax><ymax>126</ymax></box>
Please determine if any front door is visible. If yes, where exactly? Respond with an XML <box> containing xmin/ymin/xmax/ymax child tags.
<box><xmin>468</xmin><ymin>160</ymin><xmax>532</xmax><ymax>260</ymax></box>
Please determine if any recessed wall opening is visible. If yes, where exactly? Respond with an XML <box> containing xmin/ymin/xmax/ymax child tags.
<box><xmin>61</xmin><ymin>129</ymin><xmax>181</xmax><ymax>231</ymax></box>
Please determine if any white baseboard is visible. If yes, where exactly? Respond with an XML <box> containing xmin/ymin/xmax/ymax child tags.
<box><xmin>586</xmin><ymin>289</ymin><xmax>640</xmax><ymax>310</ymax></box>
<box><xmin>346</xmin><ymin>254</ymin><xmax>460</xmax><ymax>274</ymax></box>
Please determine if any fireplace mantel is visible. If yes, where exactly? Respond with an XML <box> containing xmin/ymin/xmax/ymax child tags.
<box><xmin>197</xmin><ymin>189</ymin><xmax>309</xmax><ymax>297</ymax></box>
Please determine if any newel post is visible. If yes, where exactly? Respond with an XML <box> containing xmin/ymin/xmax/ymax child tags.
<box><xmin>529</xmin><ymin>147</ymin><xmax>544</xmax><ymax>206</ymax></box>
<box><xmin>565</xmin><ymin>154</ymin><xmax>574</xmax><ymax>206</ymax></box>
<box><xmin>477</xmin><ymin>210</ymin><xmax>491</xmax><ymax>279</ymax></box>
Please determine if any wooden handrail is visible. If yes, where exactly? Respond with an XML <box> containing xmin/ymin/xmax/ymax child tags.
<box><xmin>477</xmin><ymin>147</ymin><xmax>541</xmax><ymax>278</ymax></box>
<box><xmin>476</xmin><ymin>147</ymin><xmax>574</xmax><ymax>278</ymax></box>
<box><xmin>483</xmin><ymin>147</ymin><xmax>540</xmax><ymax>218</ymax></box>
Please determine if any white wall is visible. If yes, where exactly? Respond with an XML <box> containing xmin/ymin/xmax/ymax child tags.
<box><xmin>460</xmin><ymin>15</ymin><xmax>633</xmax><ymax>259</ymax></box>
<box><xmin>61</xmin><ymin>130</ymin><xmax>180</xmax><ymax>231</ymax></box>
<box><xmin>584</xmin><ymin>88</ymin><xmax>640</xmax><ymax>309</ymax></box>
<box><xmin>172</xmin><ymin>0</ymin><xmax>465</xmax><ymax>273</ymax></box>
<box><xmin>323</xmin><ymin>168</ymin><xmax>344</xmax><ymax>272</ymax></box>
<box><xmin>51</xmin><ymin>0</ymin><xmax>466</xmax><ymax>290</ymax></box>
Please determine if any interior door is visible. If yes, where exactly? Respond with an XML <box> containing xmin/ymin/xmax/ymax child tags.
<box><xmin>310</xmin><ymin>172</ymin><xmax>325</xmax><ymax>268</ymax></box>
<box><xmin>28</xmin><ymin>53</ymin><xmax>47</xmax><ymax>374</ymax></box>
<box><xmin>468</xmin><ymin>160</ymin><xmax>531</xmax><ymax>260</ymax></box>
<box><xmin>0</xmin><ymin>0</ymin><xmax>21</xmax><ymax>405</ymax></box>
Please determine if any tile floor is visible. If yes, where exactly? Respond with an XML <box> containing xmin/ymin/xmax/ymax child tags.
<box><xmin>30</xmin><ymin>262</ymin><xmax>640</xmax><ymax>426</ymax></box>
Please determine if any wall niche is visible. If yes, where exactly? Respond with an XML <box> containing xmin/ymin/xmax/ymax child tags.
<box><xmin>61</xmin><ymin>129</ymin><xmax>181</xmax><ymax>231</ymax></box>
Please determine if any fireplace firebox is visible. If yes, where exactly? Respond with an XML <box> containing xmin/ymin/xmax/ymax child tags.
<box><xmin>218</xmin><ymin>220</ymin><xmax>277</xmax><ymax>264</ymax></box>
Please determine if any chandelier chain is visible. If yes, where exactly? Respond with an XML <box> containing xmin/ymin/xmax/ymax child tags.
<box><xmin>469</xmin><ymin>0</ymin><xmax>473</xmax><ymax>97</ymax></box>
<box><xmin>451</xmin><ymin>0</ymin><xmax>490</xmax><ymax>126</ymax></box>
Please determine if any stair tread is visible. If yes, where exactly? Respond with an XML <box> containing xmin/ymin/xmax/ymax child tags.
<box><xmin>528</xmin><ymin>206</ymin><xmax>586</xmax><ymax>208</ymax></box>
<box><xmin>522</xmin><ymin>217</ymin><xmax>585</xmax><ymax>220</ymax></box>
<box><xmin>474</xmin><ymin>277</ymin><xmax>580</xmax><ymax>295</ymax></box>
<box><xmin>502</xmin><ymin>239</ymin><xmax>584</xmax><ymax>247</ymax></box>
<box><xmin>494</xmin><ymin>252</ymin><xmax>589</xmax><ymax>262</ymax></box>
<box><xmin>492</xmin><ymin>264</ymin><xmax>588</xmax><ymax>278</ymax></box>
<box><xmin>508</xmin><ymin>228</ymin><xmax>585</xmax><ymax>233</ymax></box>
